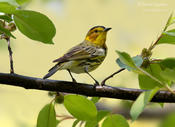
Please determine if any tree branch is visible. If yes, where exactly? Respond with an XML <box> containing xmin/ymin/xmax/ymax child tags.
<box><xmin>0</xmin><ymin>73</ymin><xmax>175</xmax><ymax>103</ymax></box>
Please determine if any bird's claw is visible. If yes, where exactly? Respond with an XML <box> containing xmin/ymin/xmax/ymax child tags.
<box><xmin>101</xmin><ymin>81</ymin><xmax>106</xmax><ymax>86</ymax></box>
<box><xmin>72</xmin><ymin>78</ymin><xmax>77</xmax><ymax>83</ymax></box>
<box><xmin>93</xmin><ymin>81</ymin><xmax>100</xmax><ymax>89</ymax></box>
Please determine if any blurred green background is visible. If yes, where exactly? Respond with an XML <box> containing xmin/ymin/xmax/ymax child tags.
<box><xmin>0</xmin><ymin>0</ymin><xmax>175</xmax><ymax>126</ymax></box>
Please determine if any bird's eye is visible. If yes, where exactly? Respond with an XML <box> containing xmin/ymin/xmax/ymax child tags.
<box><xmin>94</xmin><ymin>30</ymin><xmax>98</xmax><ymax>33</ymax></box>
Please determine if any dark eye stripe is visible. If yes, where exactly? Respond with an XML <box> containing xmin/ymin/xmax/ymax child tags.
<box><xmin>94</xmin><ymin>30</ymin><xmax>98</xmax><ymax>33</ymax></box>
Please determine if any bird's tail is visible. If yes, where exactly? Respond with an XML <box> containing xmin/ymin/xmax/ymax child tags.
<box><xmin>43</xmin><ymin>63</ymin><xmax>61</xmax><ymax>79</ymax></box>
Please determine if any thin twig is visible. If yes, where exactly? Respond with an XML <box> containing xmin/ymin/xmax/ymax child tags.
<box><xmin>6</xmin><ymin>38</ymin><xmax>14</xmax><ymax>73</ymax></box>
<box><xmin>79</xmin><ymin>121</ymin><xmax>84</xmax><ymax>127</ymax></box>
<box><xmin>59</xmin><ymin>116</ymin><xmax>75</xmax><ymax>122</ymax></box>
<box><xmin>56</xmin><ymin>115</ymin><xmax>74</xmax><ymax>118</ymax></box>
<box><xmin>150</xmin><ymin>59</ymin><xmax>162</xmax><ymax>64</ymax></box>
<box><xmin>148</xmin><ymin>34</ymin><xmax>163</xmax><ymax>51</ymax></box>
<box><xmin>101</xmin><ymin>68</ymin><xmax>125</xmax><ymax>86</ymax></box>
<box><xmin>148</xmin><ymin>14</ymin><xmax>171</xmax><ymax>52</ymax></box>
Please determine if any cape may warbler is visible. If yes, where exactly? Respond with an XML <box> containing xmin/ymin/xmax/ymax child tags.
<box><xmin>43</xmin><ymin>26</ymin><xmax>111</xmax><ymax>85</ymax></box>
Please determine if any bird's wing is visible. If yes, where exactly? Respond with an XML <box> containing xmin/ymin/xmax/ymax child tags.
<box><xmin>53</xmin><ymin>43</ymin><xmax>98</xmax><ymax>63</ymax></box>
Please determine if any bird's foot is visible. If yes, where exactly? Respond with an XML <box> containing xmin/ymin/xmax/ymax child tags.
<box><xmin>101</xmin><ymin>82</ymin><xmax>105</xmax><ymax>86</ymax></box>
<box><xmin>72</xmin><ymin>78</ymin><xmax>77</xmax><ymax>83</ymax></box>
<box><xmin>93</xmin><ymin>81</ymin><xmax>100</xmax><ymax>89</ymax></box>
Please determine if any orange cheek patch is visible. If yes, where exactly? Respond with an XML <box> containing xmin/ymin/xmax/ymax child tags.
<box><xmin>89</xmin><ymin>33</ymin><xmax>98</xmax><ymax>41</ymax></box>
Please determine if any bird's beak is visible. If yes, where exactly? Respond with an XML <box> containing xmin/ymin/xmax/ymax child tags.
<box><xmin>104</xmin><ymin>27</ymin><xmax>112</xmax><ymax>32</ymax></box>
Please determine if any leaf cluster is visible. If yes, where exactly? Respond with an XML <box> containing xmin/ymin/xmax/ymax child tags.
<box><xmin>115</xmin><ymin>13</ymin><xmax>175</xmax><ymax>122</ymax></box>
<box><xmin>0</xmin><ymin>1</ymin><xmax>55</xmax><ymax>44</ymax></box>
<box><xmin>38</xmin><ymin>94</ymin><xmax>129</xmax><ymax>127</ymax></box>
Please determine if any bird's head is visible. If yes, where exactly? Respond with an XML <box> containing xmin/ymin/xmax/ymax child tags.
<box><xmin>85</xmin><ymin>26</ymin><xmax>111</xmax><ymax>47</ymax></box>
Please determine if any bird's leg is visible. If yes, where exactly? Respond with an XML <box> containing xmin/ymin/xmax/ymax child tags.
<box><xmin>101</xmin><ymin>68</ymin><xmax>125</xmax><ymax>86</ymax></box>
<box><xmin>84</xmin><ymin>67</ymin><xmax>99</xmax><ymax>86</ymax></box>
<box><xmin>67</xmin><ymin>69</ymin><xmax>77</xmax><ymax>83</ymax></box>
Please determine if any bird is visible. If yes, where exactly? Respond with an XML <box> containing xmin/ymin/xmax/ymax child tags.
<box><xmin>43</xmin><ymin>26</ymin><xmax>111</xmax><ymax>85</ymax></box>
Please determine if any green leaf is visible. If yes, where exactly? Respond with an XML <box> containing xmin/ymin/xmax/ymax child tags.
<box><xmin>160</xmin><ymin>68</ymin><xmax>175</xmax><ymax>82</ymax></box>
<box><xmin>97</xmin><ymin>110</ymin><xmax>110</xmax><ymax>122</ymax></box>
<box><xmin>64</xmin><ymin>95</ymin><xmax>97</xmax><ymax>121</ymax></box>
<box><xmin>15</xmin><ymin>0</ymin><xmax>31</xmax><ymax>5</ymax></box>
<box><xmin>0</xmin><ymin>2</ymin><xmax>17</xmax><ymax>14</ymax></box>
<box><xmin>160</xmin><ymin>112</ymin><xmax>175</xmax><ymax>127</ymax></box>
<box><xmin>138</xmin><ymin>63</ymin><xmax>165</xmax><ymax>90</ymax></box>
<box><xmin>37</xmin><ymin>103</ymin><xmax>56</xmax><ymax>127</ymax></box>
<box><xmin>72</xmin><ymin>119</ymin><xmax>80</xmax><ymax>127</ymax></box>
<box><xmin>130</xmin><ymin>87</ymin><xmax>159</xmax><ymax>121</ymax></box>
<box><xmin>160</xmin><ymin>58</ymin><xmax>175</xmax><ymax>69</ymax></box>
<box><xmin>56</xmin><ymin>120</ymin><xmax>60</xmax><ymax>126</ymax></box>
<box><xmin>0</xmin><ymin>24</ymin><xmax>15</xmax><ymax>38</ymax></box>
<box><xmin>91</xmin><ymin>97</ymin><xmax>100</xmax><ymax>103</ymax></box>
<box><xmin>116</xmin><ymin>58</ymin><xmax>130</xmax><ymax>70</ymax></box>
<box><xmin>158</xmin><ymin>30</ymin><xmax>175</xmax><ymax>45</ymax></box>
<box><xmin>102</xmin><ymin>114</ymin><xmax>129</xmax><ymax>127</ymax></box>
<box><xmin>13</xmin><ymin>10</ymin><xmax>56</xmax><ymax>44</ymax></box>
<box><xmin>116</xmin><ymin>50</ymin><xmax>136</xmax><ymax>69</ymax></box>
<box><xmin>165</xmin><ymin>13</ymin><xmax>175</xmax><ymax>28</ymax></box>
<box><xmin>159</xmin><ymin>58</ymin><xmax>175</xmax><ymax>83</ymax></box>
<box><xmin>0</xmin><ymin>0</ymin><xmax>18</xmax><ymax>6</ymax></box>
<box><xmin>138</xmin><ymin>74</ymin><xmax>161</xmax><ymax>90</ymax></box>
<box><xmin>85</xmin><ymin>120</ymin><xmax>97</xmax><ymax>127</ymax></box>
<box><xmin>132</xmin><ymin>55</ymin><xmax>143</xmax><ymax>67</ymax></box>
<box><xmin>85</xmin><ymin>110</ymin><xmax>110</xmax><ymax>127</ymax></box>
<box><xmin>0</xmin><ymin>15</ymin><xmax>12</xmax><ymax>22</ymax></box>
<box><xmin>116</xmin><ymin>55</ymin><xmax>143</xmax><ymax>71</ymax></box>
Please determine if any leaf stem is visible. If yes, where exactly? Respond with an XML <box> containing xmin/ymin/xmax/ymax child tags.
<box><xmin>165</xmin><ymin>85</ymin><xmax>175</xmax><ymax>94</ymax></box>
<box><xmin>148</xmin><ymin>34</ymin><xmax>163</xmax><ymax>51</ymax></box>
<box><xmin>56</xmin><ymin>115</ymin><xmax>75</xmax><ymax>122</ymax></box>
<box><xmin>148</xmin><ymin>13</ymin><xmax>173</xmax><ymax>51</ymax></box>
<box><xmin>150</xmin><ymin>59</ymin><xmax>162</xmax><ymax>64</ymax></box>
